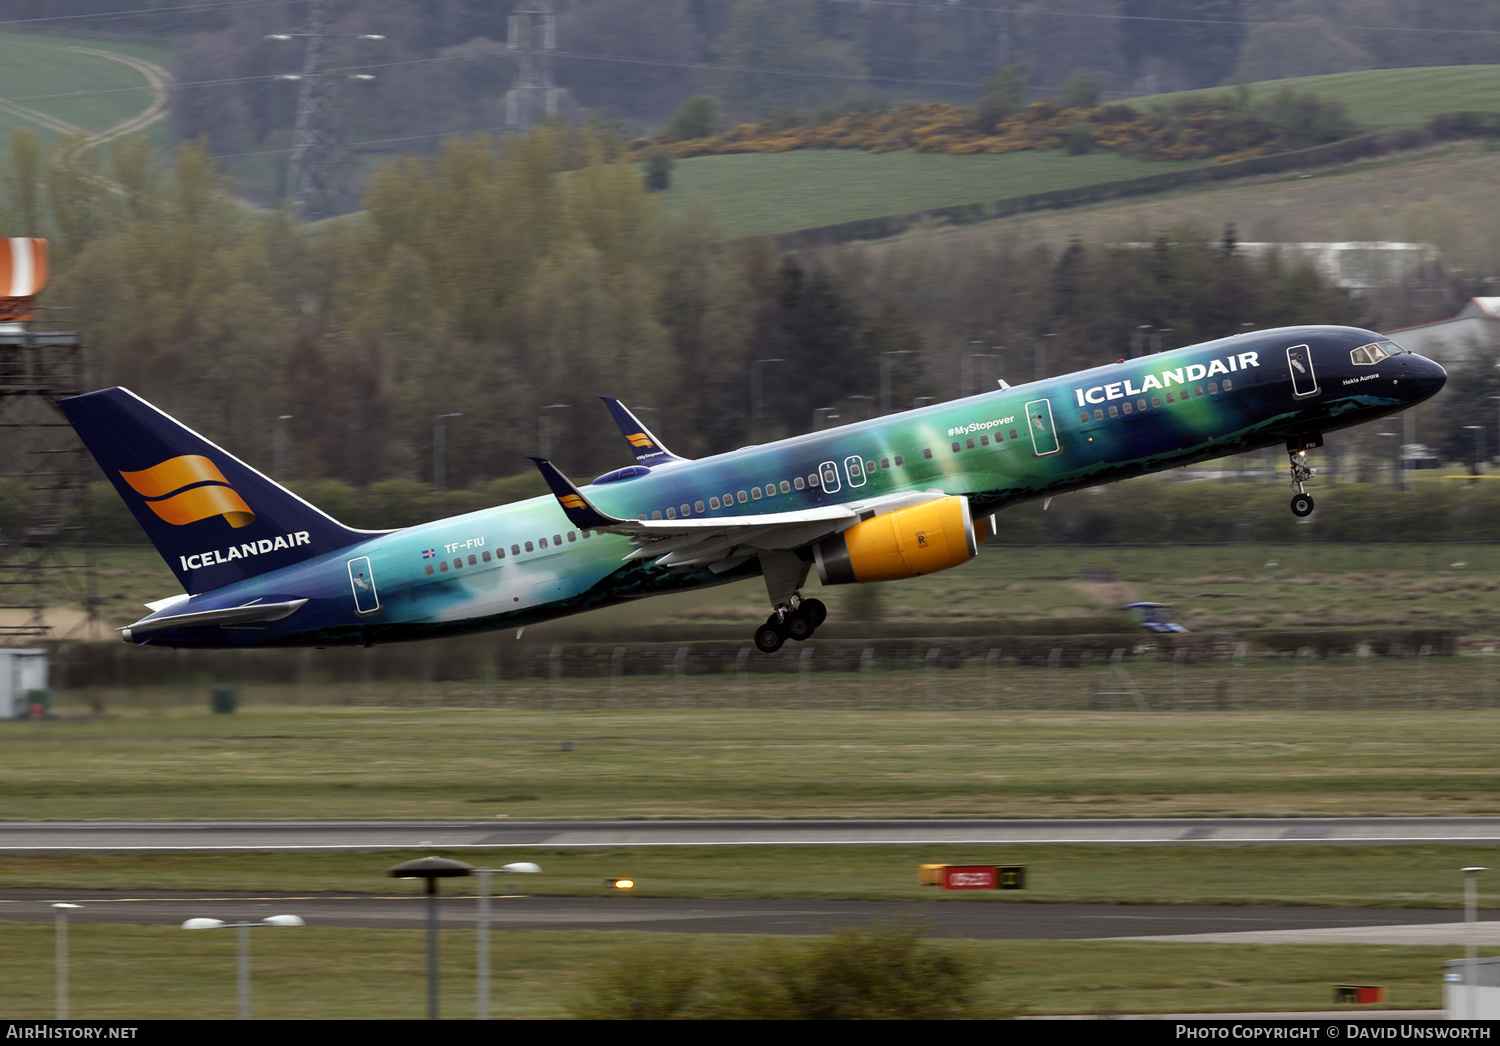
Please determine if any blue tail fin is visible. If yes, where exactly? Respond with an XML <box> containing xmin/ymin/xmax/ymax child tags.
<box><xmin>599</xmin><ymin>396</ymin><xmax>688</xmax><ymax>466</ymax></box>
<box><xmin>59</xmin><ymin>388</ymin><xmax>373</xmax><ymax>594</ymax></box>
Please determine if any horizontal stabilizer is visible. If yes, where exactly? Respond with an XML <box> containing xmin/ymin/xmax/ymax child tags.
<box><xmin>530</xmin><ymin>458</ymin><xmax>625</xmax><ymax>531</ymax></box>
<box><xmin>600</xmin><ymin>397</ymin><xmax>688</xmax><ymax>466</ymax></box>
<box><xmin>124</xmin><ymin>598</ymin><xmax>308</xmax><ymax>639</ymax></box>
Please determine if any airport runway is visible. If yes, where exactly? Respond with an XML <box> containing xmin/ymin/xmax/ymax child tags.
<box><xmin>5</xmin><ymin>816</ymin><xmax>1500</xmax><ymax>852</ymax></box>
<box><xmin>0</xmin><ymin>890</ymin><xmax>1491</xmax><ymax>942</ymax></box>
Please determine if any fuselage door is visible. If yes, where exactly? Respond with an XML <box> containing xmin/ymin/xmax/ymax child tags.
<box><xmin>1025</xmin><ymin>398</ymin><xmax>1061</xmax><ymax>457</ymax></box>
<box><xmin>818</xmin><ymin>460</ymin><xmax>842</xmax><ymax>493</ymax></box>
<box><xmin>843</xmin><ymin>455</ymin><xmax>867</xmax><ymax>488</ymax></box>
<box><xmin>347</xmin><ymin>556</ymin><xmax>380</xmax><ymax>615</ymax></box>
<box><xmin>1286</xmin><ymin>344</ymin><xmax>1320</xmax><ymax>398</ymax></box>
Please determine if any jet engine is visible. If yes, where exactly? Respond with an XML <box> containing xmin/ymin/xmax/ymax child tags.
<box><xmin>812</xmin><ymin>495</ymin><xmax>979</xmax><ymax>585</ymax></box>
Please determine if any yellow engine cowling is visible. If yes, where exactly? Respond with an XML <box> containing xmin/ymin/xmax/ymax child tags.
<box><xmin>813</xmin><ymin>495</ymin><xmax>979</xmax><ymax>585</ymax></box>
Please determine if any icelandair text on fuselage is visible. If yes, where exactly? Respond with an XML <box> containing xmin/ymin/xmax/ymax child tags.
<box><xmin>1177</xmin><ymin>1028</ymin><xmax>1490</xmax><ymax>1040</ymax></box>
<box><xmin>179</xmin><ymin>531</ymin><xmax>311</xmax><ymax>572</ymax></box>
<box><xmin>1075</xmin><ymin>352</ymin><xmax>1260</xmax><ymax>407</ymax></box>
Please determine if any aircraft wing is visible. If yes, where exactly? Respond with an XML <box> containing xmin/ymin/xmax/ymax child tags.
<box><xmin>531</xmin><ymin>458</ymin><xmax>944</xmax><ymax>570</ymax></box>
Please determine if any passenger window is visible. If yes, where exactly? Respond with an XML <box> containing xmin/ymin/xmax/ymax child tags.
<box><xmin>751</xmin><ymin>487</ymin><xmax>762</xmax><ymax>500</ymax></box>
<box><xmin>468</xmin><ymin>554</ymin><xmax>477</xmax><ymax>566</ymax></box>
<box><xmin>779</xmin><ymin>481</ymin><xmax>790</xmax><ymax>494</ymax></box>
<box><xmin>525</xmin><ymin>541</ymin><xmax>534</xmax><ymax>552</ymax></box>
<box><xmin>652</xmin><ymin>511</ymin><xmax>663</xmax><ymax>520</ymax></box>
<box><xmin>1008</xmin><ymin>429</ymin><xmax>1018</xmax><ymax>440</ymax></box>
<box><xmin>453</xmin><ymin>558</ymin><xmax>462</xmax><ymax>569</ymax></box>
<box><xmin>1137</xmin><ymin>398</ymin><xmax>1147</xmax><ymax>410</ymax></box>
<box><xmin>483</xmin><ymin>550</ymin><xmax>492</xmax><ymax>562</ymax></box>
<box><xmin>512</xmin><ymin>544</ymin><xmax>521</xmax><ymax>556</ymax></box>
<box><xmin>539</xmin><ymin>538</ymin><xmax>548</xmax><ymax>549</ymax></box>
<box><xmin>695</xmin><ymin>500</ymin><xmax>705</xmax><ymax>513</ymax></box>
<box><xmin>1108</xmin><ymin>406</ymin><xmax>1118</xmax><ymax>417</ymax></box>
<box><xmin>1151</xmin><ymin>396</ymin><xmax>1161</xmax><ymax>408</ymax></box>
<box><xmin>894</xmin><ymin>455</ymin><xmax>904</xmax><ymax>466</ymax></box>
<box><xmin>951</xmin><ymin>442</ymin><xmax>961</xmax><ymax>453</ymax></box>
<box><xmin>793</xmin><ymin>478</ymin><xmax>804</xmax><ymax>491</ymax></box>
<box><xmin>765</xmin><ymin>484</ymin><xmax>775</xmax><ymax>497</ymax></box>
<box><xmin>1165</xmin><ymin>392</ymin><xmax>1175</xmax><ymax>403</ymax></box>
<box><xmin>979</xmin><ymin>436</ymin><xmax>989</xmax><ymax>446</ymax></box>
<box><xmin>1222</xmin><ymin>379</ymin><xmax>1233</xmax><ymax>391</ymax></box>
<box><xmin>680</xmin><ymin>504</ymin><xmax>690</xmax><ymax>517</ymax></box>
<box><xmin>426</xmin><ymin>565</ymin><xmax>434</xmax><ymax>576</ymax></box>
<box><xmin>880</xmin><ymin>457</ymin><xmax>889</xmax><ymax>469</ymax></box>
<box><xmin>496</xmin><ymin>548</ymin><xmax>504</xmax><ymax>559</ymax></box>
<box><xmin>865</xmin><ymin>460</ymin><xmax>875</xmax><ymax>474</ymax></box>
<box><xmin>1194</xmin><ymin>386</ymin><xmax>1203</xmax><ymax>397</ymax></box>
<box><xmin>821</xmin><ymin>463</ymin><xmax>840</xmax><ymax>487</ymax></box>
<box><xmin>808</xmin><ymin>474</ymin><xmax>820</xmax><ymax>488</ymax></box>
<box><xmin>1080</xmin><ymin>413</ymin><xmax>1090</xmax><ymax>424</ymax></box>
<box><xmin>923</xmin><ymin>448</ymin><xmax>933</xmax><ymax>459</ymax></box>
<box><xmin>567</xmin><ymin>531</ymin><xmax>577</xmax><ymax>542</ymax></box>
<box><xmin>710</xmin><ymin>496</ymin><xmax>721</xmax><ymax>509</ymax></box>
<box><xmin>1094</xmin><ymin>409</ymin><xmax>1104</xmax><ymax>421</ymax></box>
<box><xmin>440</xmin><ymin>561</ymin><xmax>449</xmax><ymax>572</ymax></box>
<box><xmin>1208</xmin><ymin>382</ymin><xmax>1218</xmax><ymax>394</ymax></box>
<box><xmin>965</xmin><ymin>439</ymin><xmax>975</xmax><ymax>450</ymax></box>
<box><xmin>582</xmin><ymin>530</ymin><xmax>591</xmax><ymax>539</ymax></box>
<box><xmin>737</xmin><ymin>491</ymin><xmax>747</xmax><ymax>504</ymax></box>
<box><xmin>666</xmin><ymin>507</ymin><xmax>676</xmax><ymax>519</ymax></box>
<box><xmin>554</xmin><ymin>534</ymin><xmax>562</xmax><ymax>545</ymax></box>
<box><xmin>1122</xmin><ymin>402</ymin><xmax>1132</xmax><ymax>414</ymax></box>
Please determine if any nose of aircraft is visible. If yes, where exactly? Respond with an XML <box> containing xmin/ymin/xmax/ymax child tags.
<box><xmin>1401</xmin><ymin>352</ymin><xmax>1447</xmax><ymax>404</ymax></box>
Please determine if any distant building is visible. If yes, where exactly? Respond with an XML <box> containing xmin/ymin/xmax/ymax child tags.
<box><xmin>1234</xmin><ymin>241</ymin><xmax>1439</xmax><ymax>294</ymax></box>
<box><xmin>1384</xmin><ymin>297</ymin><xmax>1500</xmax><ymax>366</ymax></box>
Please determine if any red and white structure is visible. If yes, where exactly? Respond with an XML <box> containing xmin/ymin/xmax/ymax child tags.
<box><xmin>0</xmin><ymin>238</ymin><xmax>49</xmax><ymax>326</ymax></box>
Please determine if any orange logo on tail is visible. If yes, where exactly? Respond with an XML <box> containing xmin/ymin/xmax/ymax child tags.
<box><xmin>626</xmin><ymin>432</ymin><xmax>655</xmax><ymax>448</ymax></box>
<box><xmin>559</xmin><ymin>494</ymin><xmax>586</xmax><ymax>510</ymax></box>
<box><xmin>119</xmin><ymin>455</ymin><xmax>255</xmax><ymax>529</ymax></box>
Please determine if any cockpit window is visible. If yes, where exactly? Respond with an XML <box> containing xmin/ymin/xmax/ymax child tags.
<box><xmin>1351</xmin><ymin>341</ymin><xmax>1399</xmax><ymax>366</ymax></box>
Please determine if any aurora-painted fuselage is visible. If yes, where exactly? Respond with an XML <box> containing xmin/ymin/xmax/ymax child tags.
<box><xmin>78</xmin><ymin>325</ymin><xmax>1446</xmax><ymax>648</ymax></box>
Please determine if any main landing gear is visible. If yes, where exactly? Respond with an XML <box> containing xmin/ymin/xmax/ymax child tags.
<box><xmin>1286</xmin><ymin>435</ymin><xmax>1321</xmax><ymax>517</ymax></box>
<box><xmin>754</xmin><ymin>597</ymin><xmax>828</xmax><ymax>653</ymax></box>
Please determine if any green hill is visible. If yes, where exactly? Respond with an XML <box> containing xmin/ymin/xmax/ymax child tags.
<box><xmin>0</xmin><ymin>31</ymin><xmax>173</xmax><ymax>149</ymax></box>
<box><xmin>1130</xmin><ymin>65</ymin><xmax>1500</xmax><ymax>134</ymax></box>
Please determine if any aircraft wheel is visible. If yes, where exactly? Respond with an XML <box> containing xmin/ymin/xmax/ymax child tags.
<box><xmin>786</xmin><ymin>608</ymin><xmax>815</xmax><ymax>642</ymax></box>
<box><xmin>754</xmin><ymin>620</ymin><xmax>786</xmax><ymax>653</ymax></box>
<box><xmin>801</xmin><ymin>598</ymin><xmax>828</xmax><ymax>628</ymax></box>
<box><xmin>1290</xmin><ymin>493</ymin><xmax>1315</xmax><ymax>518</ymax></box>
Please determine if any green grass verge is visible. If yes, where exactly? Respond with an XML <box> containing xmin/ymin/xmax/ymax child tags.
<box><xmin>658</xmin><ymin>148</ymin><xmax>1208</xmax><ymax>237</ymax></box>
<box><xmin>7</xmin><ymin>845</ymin><xmax>1500</xmax><ymax>909</ymax></box>
<box><xmin>8</xmin><ymin>706</ymin><xmax>1500</xmax><ymax>820</ymax></box>
<box><xmin>0</xmin><ymin>31</ymin><xmax>172</xmax><ymax>145</ymax></box>
<box><xmin>0</xmin><ymin>923</ymin><xmax>1461</xmax><ymax>1018</ymax></box>
<box><xmin>1129</xmin><ymin>65</ymin><xmax>1500</xmax><ymax>134</ymax></box>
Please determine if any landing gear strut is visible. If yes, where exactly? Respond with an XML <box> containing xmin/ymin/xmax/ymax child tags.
<box><xmin>1286</xmin><ymin>435</ymin><xmax>1320</xmax><ymax>517</ymax></box>
<box><xmin>753</xmin><ymin>596</ymin><xmax>828</xmax><ymax>653</ymax></box>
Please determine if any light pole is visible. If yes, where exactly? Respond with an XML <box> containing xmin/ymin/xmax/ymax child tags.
<box><xmin>1131</xmin><ymin>325</ymin><xmax>1151</xmax><ymax>357</ymax></box>
<box><xmin>751</xmin><ymin>358</ymin><xmax>784</xmax><ymax>427</ymax></box>
<box><xmin>537</xmin><ymin>403</ymin><xmax>569</xmax><ymax>460</ymax></box>
<box><xmin>433</xmin><ymin>413</ymin><xmax>462</xmax><ymax>491</ymax></box>
<box><xmin>1466</xmin><ymin>425</ymin><xmax>1486</xmax><ymax>476</ymax></box>
<box><xmin>183</xmin><ymin>914</ymin><xmax>304</xmax><ymax>1020</ymax></box>
<box><xmin>962</xmin><ymin>350</ymin><xmax>1000</xmax><ymax>399</ymax></box>
<box><xmin>473</xmin><ymin>862</ymin><xmax>540</xmax><ymax>1020</ymax></box>
<box><xmin>812</xmin><ymin>407</ymin><xmax>839</xmax><ymax>431</ymax></box>
<box><xmin>1464</xmin><ymin>866</ymin><xmax>1488</xmax><ymax>1020</ymax></box>
<box><xmin>1378</xmin><ymin>432</ymin><xmax>1400</xmax><ymax>488</ymax></box>
<box><xmin>390</xmin><ymin>856</ymin><xmax>474</xmax><ymax>1020</ymax></box>
<box><xmin>272</xmin><ymin>415</ymin><xmax>292</xmax><ymax>479</ymax></box>
<box><xmin>881</xmin><ymin>350</ymin><xmax>911</xmax><ymax>414</ymax></box>
<box><xmin>1151</xmin><ymin>328</ymin><xmax>1173</xmax><ymax>355</ymax></box>
<box><xmin>53</xmin><ymin>903</ymin><xmax>80</xmax><ymax>1019</ymax></box>
<box><xmin>1034</xmin><ymin>333</ymin><xmax>1056</xmax><ymax>382</ymax></box>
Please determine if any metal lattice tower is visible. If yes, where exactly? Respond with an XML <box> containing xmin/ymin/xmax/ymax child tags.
<box><xmin>0</xmin><ymin>329</ymin><xmax>98</xmax><ymax>643</ymax></box>
<box><xmin>505</xmin><ymin>0</ymin><xmax>568</xmax><ymax>131</ymax></box>
<box><xmin>278</xmin><ymin>0</ymin><xmax>378</xmax><ymax>221</ymax></box>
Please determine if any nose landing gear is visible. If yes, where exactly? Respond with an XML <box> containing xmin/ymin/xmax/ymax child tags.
<box><xmin>1286</xmin><ymin>435</ymin><xmax>1321</xmax><ymax>517</ymax></box>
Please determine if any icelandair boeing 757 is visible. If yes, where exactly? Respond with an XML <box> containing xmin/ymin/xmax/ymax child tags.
<box><xmin>60</xmin><ymin>325</ymin><xmax>1445</xmax><ymax>653</ymax></box>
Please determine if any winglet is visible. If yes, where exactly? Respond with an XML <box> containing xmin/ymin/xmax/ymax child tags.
<box><xmin>599</xmin><ymin>397</ymin><xmax>688</xmax><ymax>466</ymax></box>
<box><xmin>530</xmin><ymin>458</ymin><xmax>626</xmax><ymax>530</ymax></box>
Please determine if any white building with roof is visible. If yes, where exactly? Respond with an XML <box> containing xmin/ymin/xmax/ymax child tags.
<box><xmin>1384</xmin><ymin>297</ymin><xmax>1500</xmax><ymax>366</ymax></box>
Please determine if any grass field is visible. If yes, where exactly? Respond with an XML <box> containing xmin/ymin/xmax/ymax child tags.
<box><xmin>658</xmin><ymin>149</ymin><xmax>1208</xmax><ymax>238</ymax></box>
<box><xmin>1133</xmin><ymin>66</ymin><xmax>1500</xmax><ymax>135</ymax></box>
<box><xmin>0</xmin><ymin>31</ymin><xmax>173</xmax><ymax>149</ymax></box>
<box><xmin>7</xmin><ymin>706</ymin><xmax>1500</xmax><ymax>821</ymax></box>
<box><xmin>7</xmin><ymin>845</ymin><xmax>1500</xmax><ymax>910</ymax></box>
<box><xmin>0</xmin><ymin>923</ymin><xmax>1462</xmax><ymax>1018</ymax></box>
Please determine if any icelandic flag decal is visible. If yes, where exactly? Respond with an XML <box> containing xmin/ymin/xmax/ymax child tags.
<box><xmin>421</xmin><ymin>549</ymin><xmax>436</xmax><ymax>559</ymax></box>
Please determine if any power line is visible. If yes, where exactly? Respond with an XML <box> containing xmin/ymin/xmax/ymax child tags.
<box><xmin>0</xmin><ymin>0</ymin><xmax>265</xmax><ymax>28</ymax></box>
